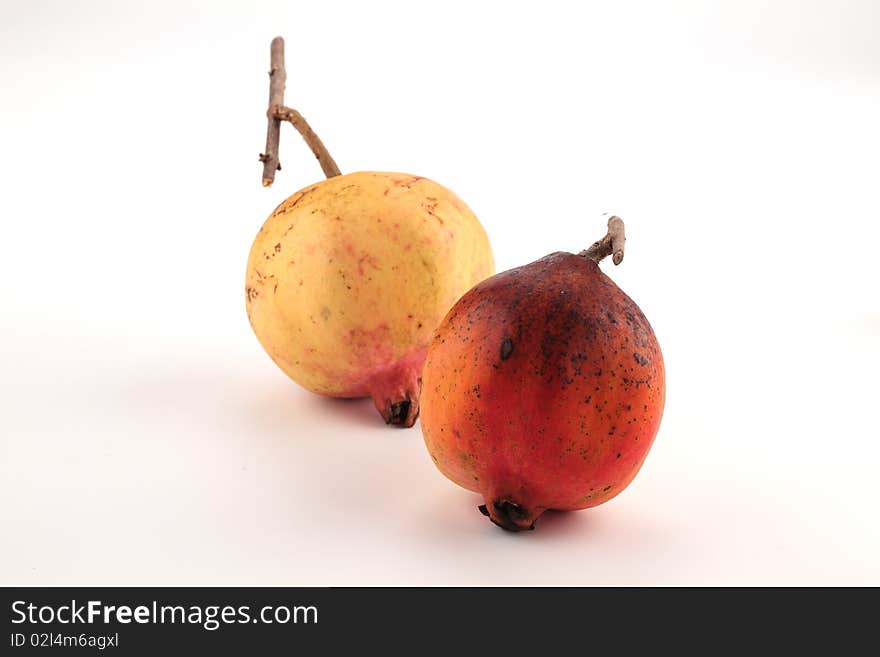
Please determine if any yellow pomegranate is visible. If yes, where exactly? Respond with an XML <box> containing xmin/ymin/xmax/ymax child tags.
<box><xmin>247</xmin><ymin>37</ymin><xmax>493</xmax><ymax>426</ymax></box>
<box><xmin>246</xmin><ymin>171</ymin><xmax>494</xmax><ymax>426</ymax></box>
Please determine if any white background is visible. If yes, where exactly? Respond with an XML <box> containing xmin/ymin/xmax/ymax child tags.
<box><xmin>1</xmin><ymin>0</ymin><xmax>878</xmax><ymax>585</ymax></box>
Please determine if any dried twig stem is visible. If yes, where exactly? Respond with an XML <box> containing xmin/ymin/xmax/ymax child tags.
<box><xmin>579</xmin><ymin>216</ymin><xmax>626</xmax><ymax>265</ymax></box>
<box><xmin>273</xmin><ymin>106</ymin><xmax>340</xmax><ymax>180</ymax></box>
<box><xmin>259</xmin><ymin>37</ymin><xmax>286</xmax><ymax>186</ymax></box>
<box><xmin>259</xmin><ymin>37</ymin><xmax>341</xmax><ymax>187</ymax></box>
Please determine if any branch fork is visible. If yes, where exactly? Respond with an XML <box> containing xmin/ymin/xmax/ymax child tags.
<box><xmin>259</xmin><ymin>37</ymin><xmax>340</xmax><ymax>187</ymax></box>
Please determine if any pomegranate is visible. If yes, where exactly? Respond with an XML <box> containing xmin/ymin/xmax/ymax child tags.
<box><xmin>419</xmin><ymin>217</ymin><xmax>665</xmax><ymax>530</ymax></box>
<box><xmin>247</xmin><ymin>37</ymin><xmax>494</xmax><ymax>427</ymax></box>
<box><xmin>246</xmin><ymin>172</ymin><xmax>494</xmax><ymax>427</ymax></box>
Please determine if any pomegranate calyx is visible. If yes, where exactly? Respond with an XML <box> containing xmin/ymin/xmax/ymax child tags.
<box><xmin>387</xmin><ymin>399</ymin><xmax>416</xmax><ymax>427</ymax></box>
<box><xmin>478</xmin><ymin>500</ymin><xmax>537</xmax><ymax>532</ymax></box>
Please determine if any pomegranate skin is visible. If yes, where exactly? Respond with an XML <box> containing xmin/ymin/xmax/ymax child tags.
<box><xmin>419</xmin><ymin>252</ymin><xmax>665</xmax><ymax>530</ymax></box>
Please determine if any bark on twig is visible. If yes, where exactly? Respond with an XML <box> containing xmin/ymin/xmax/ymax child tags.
<box><xmin>260</xmin><ymin>37</ymin><xmax>286</xmax><ymax>187</ymax></box>
<box><xmin>579</xmin><ymin>216</ymin><xmax>626</xmax><ymax>265</ymax></box>
<box><xmin>259</xmin><ymin>36</ymin><xmax>341</xmax><ymax>187</ymax></box>
<box><xmin>273</xmin><ymin>106</ymin><xmax>341</xmax><ymax>180</ymax></box>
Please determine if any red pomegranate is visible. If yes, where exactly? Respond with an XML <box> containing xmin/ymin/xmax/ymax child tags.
<box><xmin>419</xmin><ymin>218</ymin><xmax>665</xmax><ymax>530</ymax></box>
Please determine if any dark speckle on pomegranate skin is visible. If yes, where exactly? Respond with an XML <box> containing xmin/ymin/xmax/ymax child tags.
<box><xmin>419</xmin><ymin>251</ymin><xmax>666</xmax><ymax>531</ymax></box>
